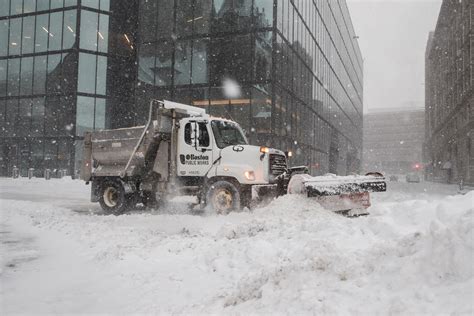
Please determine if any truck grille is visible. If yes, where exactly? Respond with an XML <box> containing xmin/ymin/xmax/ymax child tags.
<box><xmin>269</xmin><ymin>154</ymin><xmax>287</xmax><ymax>177</ymax></box>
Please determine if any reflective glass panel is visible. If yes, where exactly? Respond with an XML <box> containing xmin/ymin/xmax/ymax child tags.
<box><xmin>100</xmin><ymin>0</ymin><xmax>110</xmax><ymax>11</ymax></box>
<box><xmin>7</xmin><ymin>58</ymin><xmax>20</xmax><ymax>96</ymax></box>
<box><xmin>0</xmin><ymin>0</ymin><xmax>9</xmax><ymax>17</ymax></box>
<box><xmin>156</xmin><ymin>0</ymin><xmax>174</xmax><ymax>40</ymax></box>
<box><xmin>76</xmin><ymin>96</ymin><xmax>95</xmax><ymax>136</ymax></box>
<box><xmin>9</xmin><ymin>18</ymin><xmax>22</xmax><ymax>55</ymax></box>
<box><xmin>254</xmin><ymin>0</ymin><xmax>273</xmax><ymax>28</ymax></box>
<box><xmin>194</xmin><ymin>0</ymin><xmax>211</xmax><ymax>34</ymax></box>
<box><xmin>33</xmin><ymin>55</ymin><xmax>47</xmax><ymax>94</ymax></box>
<box><xmin>0</xmin><ymin>59</ymin><xmax>6</xmax><ymax>96</ymax></box>
<box><xmin>24</xmin><ymin>0</ymin><xmax>36</xmax><ymax>13</ymax></box>
<box><xmin>82</xmin><ymin>0</ymin><xmax>99</xmax><ymax>9</ymax></box>
<box><xmin>80</xmin><ymin>10</ymin><xmax>98</xmax><ymax>51</ymax></box>
<box><xmin>10</xmin><ymin>0</ymin><xmax>22</xmax><ymax>15</ymax></box>
<box><xmin>20</xmin><ymin>57</ymin><xmax>34</xmax><ymax>96</ymax></box>
<box><xmin>47</xmin><ymin>54</ymin><xmax>62</xmax><ymax>94</ymax></box>
<box><xmin>95</xmin><ymin>98</ymin><xmax>105</xmax><ymax>129</ymax></box>
<box><xmin>78</xmin><ymin>53</ymin><xmax>96</xmax><ymax>93</ymax></box>
<box><xmin>50</xmin><ymin>0</ymin><xmax>63</xmax><ymax>9</ymax></box>
<box><xmin>37</xmin><ymin>0</ymin><xmax>50</xmax><ymax>11</ymax></box>
<box><xmin>175</xmin><ymin>41</ymin><xmax>192</xmax><ymax>85</ymax></box>
<box><xmin>192</xmin><ymin>38</ymin><xmax>209</xmax><ymax>84</ymax></box>
<box><xmin>35</xmin><ymin>14</ymin><xmax>49</xmax><ymax>53</ymax></box>
<box><xmin>63</xmin><ymin>10</ymin><xmax>77</xmax><ymax>49</ymax></box>
<box><xmin>154</xmin><ymin>42</ymin><xmax>173</xmax><ymax>86</ymax></box>
<box><xmin>31</xmin><ymin>98</ymin><xmax>45</xmax><ymax>136</ymax></box>
<box><xmin>96</xmin><ymin>55</ymin><xmax>107</xmax><ymax>95</ymax></box>
<box><xmin>64</xmin><ymin>0</ymin><xmax>77</xmax><ymax>6</ymax></box>
<box><xmin>98</xmin><ymin>14</ymin><xmax>109</xmax><ymax>53</ymax></box>
<box><xmin>0</xmin><ymin>20</ymin><xmax>8</xmax><ymax>56</ymax></box>
<box><xmin>49</xmin><ymin>11</ymin><xmax>64</xmax><ymax>51</ymax></box>
<box><xmin>176</xmin><ymin>0</ymin><xmax>193</xmax><ymax>36</ymax></box>
<box><xmin>22</xmin><ymin>16</ymin><xmax>35</xmax><ymax>54</ymax></box>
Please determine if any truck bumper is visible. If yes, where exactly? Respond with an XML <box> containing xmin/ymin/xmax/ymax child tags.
<box><xmin>252</xmin><ymin>184</ymin><xmax>279</xmax><ymax>200</ymax></box>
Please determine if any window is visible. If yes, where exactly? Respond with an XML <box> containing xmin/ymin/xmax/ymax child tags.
<box><xmin>10</xmin><ymin>0</ymin><xmax>22</xmax><ymax>15</ymax></box>
<box><xmin>0</xmin><ymin>20</ymin><xmax>8</xmax><ymax>56</ymax></box>
<box><xmin>154</xmin><ymin>41</ymin><xmax>173</xmax><ymax>86</ymax></box>
<box><xmin>78</xmin><ymin>53</ymin><xmax>96</xmax><ymax>93</ymax></box>
<box><xmin>156</xmin><ymin>0</ymin><xmax>174</xmax><ymax>40</ymax></box>
<box><xmin>175</xmin><ymin>41</ymin><xmax>192</xmax><ymax>85</ymax></box>
<box><xmin>63</xmin><ymin>10</ymin><xmax>77</xmax><ymax>49</ymax></box>
<box><xmin>254</xmin><ymin>0</ymin><xmax>273</xmax><ymax>28</ymax></box>
<box><xmin>98</xmin><ymin>14</ymin><xmax>109</xmax><ymax>53</ymax></box>
<box><xmin>96</xmin><ymin>55</ymin><xmax>107</xmax><ymax>95</ymax></box>
<box><xmin>76</xmin><ymin>96</ymin><xmax>95</xmax><ymax>136</ymax></box>
<box><xmin>47</xmin><ymin>54</ymin><xmax>62</xmax><ymax>94</ymax></box>
<box><xmin>80</xmin><ymin>10</ymin><xmax>98</xmax><ymax>51</ymax></box>
<box><xmin>0</xmin><ymin>0</ymin><xmax>10</xmax><ymax>17</ymax></box>
<box><xmin>33</xmin><ymin>55</ymin><xmax>47</xmax><ymax>94</ymax></box>
<box><xmin>192</xmin><ymin>38</ymin><xmax>209</xmax><ymax>84</ymax></box>
<box><xmin>31</xmin><ymin>98</ymin><xmax>45</xmax><ymax>136</ymax></box>
<box><xmin>9</xmin><ymin>18</ymin><xmax>21</xmax><ymax>55</ymax></box>
<box><xmin>176</xmin><ymin>0</ymin><xmax>193</xmax><ymax>36</ymax></box>
<box><xmin>51</xmin><ymin>0</ymin><xmax>63</xmax><ymax>9</ymax></box>
<box><xmin>95</xmin><ymin>98</ymin><xmax>106</xmax><ymax>129</ymax></box>
<box><xmin>184</xmin><ymin>122</ymin><xmax>210</xmax><ymax>147</ymax></box>
<box><xmin>82</xmin><ymin>0</ymin><xmax>99</xmax><ymax>9</ymax></box>
<box><xmin>194</xmin><ymin>0</ymin><xmax>211</xmax><ymax>34</ymax></box>
<box><xmin>23</xmin><ymin>0</ymin><xmax>35</xmax><ymax>13</ymax></box>
<box><xmin>7</xmin><ymin>58</ymin><xmax>20</xmax><ymax>96</ymax></box>
<box><xmin>211</xmin><ymin>120</ymin><xmax>247</xmax><ymax>149</ymax></box>
<box><xmin>49</xmin><ymin>11</ymin><xmax>63</xmax><ymax>51</ymax></box>
<box><xmin>37</xmin><ymin>0</ymin><xmax>50</xmax><ymax>11</ymax></box>
<box><xmin>22</xmin><ymin>16</ymin><xmax>35</xmax><ymax>54</ymax></box>
<box><xmin>0</xmin><ymin>60</ymin><xmax>6</xmax><ymax>96</ymax></box>
<box><xmin>18</xmin><ymin>99</ymin><xmax>32</xmax><ymax>136</ymax></box>
<box><xmin>35</xmin><ymin>14</ymin><xmax>49</xmax><ymax>53</ymax></box>
<box><xmin>20</xmin><ymin>57</ymin><xmax>34</xmax><ymax>96</ymax></box>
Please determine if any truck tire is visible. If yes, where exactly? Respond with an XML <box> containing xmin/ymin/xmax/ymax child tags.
<box><xmin>99</xmin><ymin>180</ymin><xmax>132</xmax><ymax>215</ymax></box>
<box><xmin>206</xmin><ymin>180</ymin><xmax>241</xmax><ymax>214</ymax></box>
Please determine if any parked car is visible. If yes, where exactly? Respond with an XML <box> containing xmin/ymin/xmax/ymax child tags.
<box><xmin>406</xmin><ymin>173</ymin><xmax>421</xmax><ymax>183</ymax></box>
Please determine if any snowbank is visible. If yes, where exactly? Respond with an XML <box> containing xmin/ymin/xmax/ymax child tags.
<box><xmin>0</xmin><ymin>179</ymin><xmax>473</xmax><ymax>314</ymax></box>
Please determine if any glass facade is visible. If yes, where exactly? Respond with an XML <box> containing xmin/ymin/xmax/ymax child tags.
<box><xmin>1</xmin><ymin>0</ymin><xmax>363</xmax><ymax>177</ymax></box>
<box><xmin>133</xmin><ymin>0</ymin><xmax>363</xmax><ymax>175</ymax></box>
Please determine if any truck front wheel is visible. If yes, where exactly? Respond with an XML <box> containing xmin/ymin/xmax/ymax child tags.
<box><xmin>206</xmin><ymin>180</ymin><xmax>241</xmax><ymax>214</ymax></box>
<box><xmin>99</xmin><ymin>180</ymin><xmax>132</xmax><ymax>215</ymax></box>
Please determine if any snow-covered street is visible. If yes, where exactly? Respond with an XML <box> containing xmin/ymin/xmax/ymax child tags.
<box><xmin>1</xmin><ymin>178</ymin><xmax>473</xmax><ymax>314</ymax></box>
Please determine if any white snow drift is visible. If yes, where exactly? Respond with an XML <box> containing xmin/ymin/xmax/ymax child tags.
<box><xmin>0</xmin><ymin>178</ymin><xmax>473</xmax><ymax>314</ymax></box>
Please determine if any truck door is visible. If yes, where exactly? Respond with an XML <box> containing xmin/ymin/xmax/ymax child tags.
<box><xmin>177</xmin><ymin>121</ymin><xmax>213</xmax><ymax>177</ymax></box>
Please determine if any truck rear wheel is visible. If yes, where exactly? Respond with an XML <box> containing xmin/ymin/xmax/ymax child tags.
<box><xmin>99</xmin><ymin>180</ymin><xmax>132</xmax><ymax>215</ymax></box>
<box><xmin>206</xmin><ymin>180</ymin><xmax>241</xmax><ymax>214</ymax></box>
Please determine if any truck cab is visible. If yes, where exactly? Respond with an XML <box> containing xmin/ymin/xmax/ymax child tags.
<box><xmin>177</xmin><ymin>116</ymin><xmax>287</xmax><ymax>185</ymax></box>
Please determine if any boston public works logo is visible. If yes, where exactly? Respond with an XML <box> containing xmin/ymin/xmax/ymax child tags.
<box><xmin>180</xmin><ymin>154</ymin><xmax>209</xmax><ymax>165</ymax></box>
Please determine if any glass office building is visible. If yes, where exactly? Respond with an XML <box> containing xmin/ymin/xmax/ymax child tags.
<box><xmin>0</xmin><ymin>0</ymin><xmax>363</xmax><ymax>177</ymax></box>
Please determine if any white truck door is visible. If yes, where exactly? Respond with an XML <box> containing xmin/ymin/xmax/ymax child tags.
<box><xmin>177</xmin><ymin>121</ymin><xmax>214</xmax><ymax>177</ymax></box>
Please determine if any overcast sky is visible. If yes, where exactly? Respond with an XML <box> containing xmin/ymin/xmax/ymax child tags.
<box><xmin>346</xmin><ymin>0</ymin><xmax>442</xmax><ymax>112</ymax></box>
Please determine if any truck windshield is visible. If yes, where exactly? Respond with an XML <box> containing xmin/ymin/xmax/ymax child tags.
<box><xmin>211</xmin><ymin>120</ymin><xmax>248</xmax><ymax>149</ymax></box>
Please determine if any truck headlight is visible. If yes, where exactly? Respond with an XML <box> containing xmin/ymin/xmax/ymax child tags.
<box><xmin>244</xmin><ymin>171</ymin><xmax>255</xmax><ymax>181</ymax></box>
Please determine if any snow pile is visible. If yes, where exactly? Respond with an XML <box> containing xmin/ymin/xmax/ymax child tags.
<box><xmin>0</xmin><ymin>179</ymin><xmax>473</xmax><ymax>314</ymax></box>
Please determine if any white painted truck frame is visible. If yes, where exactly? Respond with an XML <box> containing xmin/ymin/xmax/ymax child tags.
<box><xmin>80</xmin><ymin>100</ymin><xmax>386</xmax><ymax>215</ymax></box>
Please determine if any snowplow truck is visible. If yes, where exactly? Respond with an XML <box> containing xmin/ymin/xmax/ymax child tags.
<box><xmin>80</xmin><ymin>100</ymin><xmax>386</xmax><ymax>215</ymax></box>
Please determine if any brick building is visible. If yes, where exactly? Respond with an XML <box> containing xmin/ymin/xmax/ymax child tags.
<box><xmin>425</xmin><ymin>0</ymin><xmax>473</xmax><ymax>184</ymax></box>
